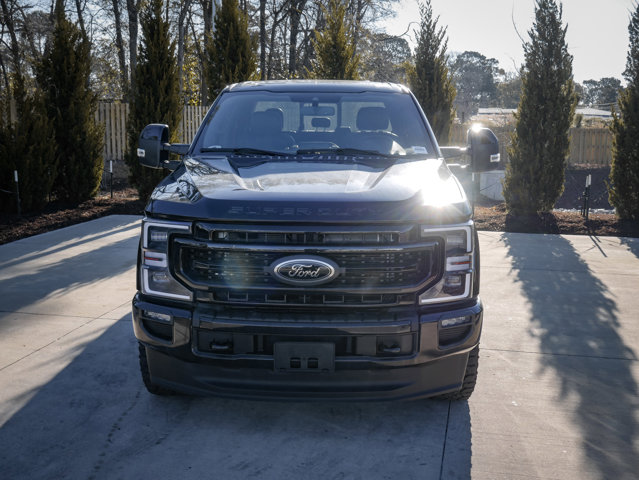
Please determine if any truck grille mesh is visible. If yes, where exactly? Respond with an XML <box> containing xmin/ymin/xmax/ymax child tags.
<box><xmin>173</xmin><ymin>224</ymin><xmax>441</xmax><ymax>307</ymax></box>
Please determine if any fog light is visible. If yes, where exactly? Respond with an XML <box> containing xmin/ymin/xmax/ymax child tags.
<box><xmin>444</xmin><ymin>274</ymin><xmax>463</xmax><ymax>287</ymax></box>
<box><xmin>144</xmin><ymin>310</ymin><xmax>172</xmax><ymax>323</ymax></box>
<box><xmin>441</xmin><ymin>316</ymin><xmax>470</xmax><ymax>328</ymax></box>
<box><xmin>151</xmin><ymin>271</ymin><xmax>171</xmax><ymax>284</ymax></box>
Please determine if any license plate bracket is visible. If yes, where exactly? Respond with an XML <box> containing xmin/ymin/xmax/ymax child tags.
<box><xmin>273</xmin><ymin>342</ymin><xmax>335</xmax><ymax>373</ymax></box>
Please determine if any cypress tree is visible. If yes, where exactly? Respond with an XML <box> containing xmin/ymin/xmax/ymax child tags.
<box><xmin>408</xmin><ymin>0</ymin><xmax>455</xmax><ymax>143</ymax></box>
<box><xmin>38</xmin><ymin>0</ymin><xmax>104</xmax><ymax>205</ymax></box>
<box><xmin>125</xmin><ymin>0</ymin><xmax>182</xmax><ymax>201</ymax></box>
<box><xmin>609</xmin><ymin>5</ymin><xmax>639</xmax><ymax>220</ymax></box>
<box><xmin>503</xmin><ymin>0</ymin><xmax>577</xmax><ymax>215</ymax></box>
<box><xmin>307</xmin><ymin>0</ymin><xmax>360</xmax><ymax>80</ymax></box>
<box><xmin>205</xmin><ymin>0</ymin><xmax>256</xmax><ymax>101</ymax></box>
<box><xmin>0</xmin><ymin>75</ymin><xmax>57</xmax><ymax>213</ymax></box>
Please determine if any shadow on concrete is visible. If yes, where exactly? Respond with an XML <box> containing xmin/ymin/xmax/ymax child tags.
<box><xmin>502</xmin><ymin>233</ymin><xmax>638</xmax><ymax>478</ymax></box>
<box><xmin>0</xmin><ymin>233</ymin><xmax>138</xmax><ymax>316</ymax></box>
<box><xmin>0</xmin><ymin>313</ymin><xmax>471</xmax><ymax>480</ymax></box>
<box><xmin>620</xmin><ymin>236</ymin><xmax>639</xmax><ymax>260</ymax></box>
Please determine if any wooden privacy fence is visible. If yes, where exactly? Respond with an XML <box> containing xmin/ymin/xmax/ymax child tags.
<box><xmin>569</xmin><ymin>128</ymin><xmax>612</xmax><ymax>166</ymax></box>
<box><xmin>96</xmin><ymin>103</ymin><xmax>208</xmax><ymax>161</ymax></box>
<box><xmin>448</xmin><ymin>124</ymin><xmax>613</xmax><ymax>166</ymax></box>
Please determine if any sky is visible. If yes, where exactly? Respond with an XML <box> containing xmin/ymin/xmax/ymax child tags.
<box><xmin>381</xmin><ymin>0</ymin><xmax>636</xmax><ymax>84</ymax></box>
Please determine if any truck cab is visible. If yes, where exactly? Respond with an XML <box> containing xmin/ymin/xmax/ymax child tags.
<box><xmin>132</xmin><ymin>80</ymin><xmax>499</xmax><ymax>400</ymax></box>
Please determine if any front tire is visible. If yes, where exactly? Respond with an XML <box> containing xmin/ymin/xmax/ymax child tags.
<box><xmin>438</xmin><ymin>345</ymin><xmax>479</xmax><ymax>401</ymax></box>
<box><xmin>138</xmin><ymin>343</ymin><xmax>176</xmax><ymax>396</ymax></box>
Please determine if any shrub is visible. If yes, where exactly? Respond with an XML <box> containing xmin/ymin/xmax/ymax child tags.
<box><xmin>502</xmin><ymin>0</ymin><xmax>577</xmax><ymax>215</ymax></box>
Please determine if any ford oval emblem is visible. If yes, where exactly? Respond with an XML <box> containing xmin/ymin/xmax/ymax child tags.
<box><xmin>269</xmin><ymin>255</ymin><xmax>340</xmax><ymax>286</ymax></box>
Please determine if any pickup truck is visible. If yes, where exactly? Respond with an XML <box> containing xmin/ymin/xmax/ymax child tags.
<box><xmin>132</xmin><ymin>80</ymin><xmax>500</xmax><ymax>400</ymax></box>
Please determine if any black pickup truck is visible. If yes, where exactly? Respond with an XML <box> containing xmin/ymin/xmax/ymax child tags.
<box><xmin>132</xmin><ymin>80</ymin><xmax>499</xmax><ymax>400</ymax></box>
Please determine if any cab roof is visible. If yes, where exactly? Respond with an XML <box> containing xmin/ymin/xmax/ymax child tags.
<box><xmin>225</xmin><ymin>80</ymin><xmax>410</xmax><ymax>94</ymax></box>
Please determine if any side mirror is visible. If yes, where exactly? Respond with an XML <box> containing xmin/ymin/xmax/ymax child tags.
<box><xmin>467</xmin><ymin>127</ymin><xmax>500</xmax><ymax>172</ymax></box>
<box><xmin>138</xmin><ymin>123</ymin><xmax>190</xmax><ymax>170</ymax></box>
<box><xmin>138</xmin><ymin>124</ymin><xmax>169</xmax><ymax>169</ymax></box>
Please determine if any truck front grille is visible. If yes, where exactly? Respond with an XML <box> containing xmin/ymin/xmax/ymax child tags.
<box><xmin>193</xmin><ymin>223</ymin><xmax>419</xmax><ymax>245</ymax></box>
<box><xmin>172</xmin><ymin>224</ymin><xmax>442</xmax><ymax>307</ymax></box>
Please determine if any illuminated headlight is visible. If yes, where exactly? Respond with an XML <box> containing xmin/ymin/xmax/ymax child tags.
<box><xmin>141</xmin><ymin>219</ymin><xmax>192</xmax><ymax>301</ymax></box>
<box><xmin>419</xmin><ymin>223</ymin><xmax>474</xmax><ymax>304</ymax></box>
<box><xmin>149</xmin><ymin>230</ymin><xmax>169</xmax><ymax>244</ymax></box>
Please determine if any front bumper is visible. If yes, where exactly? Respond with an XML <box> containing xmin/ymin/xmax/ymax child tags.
<box><xmin>132</xmin><ymin>294</ymin><xmax>482</xmax><ymax>400</ymax></box>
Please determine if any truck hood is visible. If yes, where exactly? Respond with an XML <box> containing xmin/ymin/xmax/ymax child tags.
<box><xmin>148</xmin><ymin>155</ymin><xmax>471</xmax><ymax>224</ymax></box>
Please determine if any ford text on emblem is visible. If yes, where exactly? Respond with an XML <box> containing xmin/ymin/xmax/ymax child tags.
<box><xmin>269</xmin><ymin>255</ymin><xmax>340</xmax><ymax>286</ymax></box>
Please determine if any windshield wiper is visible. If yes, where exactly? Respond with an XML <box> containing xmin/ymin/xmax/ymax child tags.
<box><xmin>295</xmin><ymin>147</ymin><xmax>393</xmax><ymax>158</ymax></box>
<box><xmin>200</xmin><ymin>146</ymin><xmax>294</xmax><ymax>157</ymax></box>
<box><xmin>293</xmin><ymin>148</ymin><xmax>401</xmax><ymax>168</ymax></box>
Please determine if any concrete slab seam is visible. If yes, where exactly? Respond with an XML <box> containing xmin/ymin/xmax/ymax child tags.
<box><xmin>0</xmin><ymin>317</ymin><xmax>100</xmax><ymax>373</ymax></box>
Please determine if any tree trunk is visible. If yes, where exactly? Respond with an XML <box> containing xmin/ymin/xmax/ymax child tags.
<box><xmin>288</xmin><ymin>0</ymin><xmax>306</xmax><ymax>76</ymax></box>
<box><xmin>177</xmin><ymin>0</ymin><xmax>192</xmax><ymax>101</ymax></box>
<box><xmin>126</xmin><ymin>0</ymin><xmax>140</xmax><ymax>96</ymax></box>
<box><xmin>199</xmin><ymin>0</ymin><xmax>213</xmax><ymax>104</ymax></box>
<box><xmin>0</xmin><ymin>0</ymin><xmax>21</xmax><ymax>72</ymax></box>
<box><xmin>74</xmin><ymin>0</ymin><xmax>87</xmax><ymax>38</ymax></box>
<box><xmin>352</xmin><ymin>0</ymin><xmax>367</xmax><ymax>53</ymax></box>
<box><xmin>111</xmin><ymin>0</ymin><xmax>129</xmax><ymax>99</ymax></box>
<box><xmin>266</xmin><ymin>1</ymin><xmax>287</xmax><ymax>79</ymax></box>
<box><xmin>260</xmin><ymin>0</ymin><xmax>266</xmax><ymax>79</ymax></box>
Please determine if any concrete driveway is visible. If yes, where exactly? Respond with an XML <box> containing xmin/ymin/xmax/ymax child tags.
<box><xmin>0</xmin><ymin>216</ymin><xmax>637</xmax><ymax>480</ymax></box>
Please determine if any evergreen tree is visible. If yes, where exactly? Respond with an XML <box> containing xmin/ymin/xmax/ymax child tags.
<box><xmin>0</xmin><ymin>75</ymin><xmax>57</xmax><ymax>213</ymax></box>
<box><xmin>125</xmin><ymin>0</ymin><xmax>182</xmax><ymax>201</ymax></box>
<box><xmin>408</xmin><ymin>0</ymin><xmax>455</xmax><ymax>143</ymax></box>
<box><xmin>205</xmin><ymin>0</ymin><xmax>256</xmax><ymax>101</ymax></box>
<box><xmin>38</xmin><ymin>0</ymin><xmax>103</xmax><ymax>205</ymax></box>
<box><xmin>503</xmin><ymin>0</ymin><xmax>576</xmax><ymax>215</ymax></box>
<box><xmin>609</xmin><ymin>5</ymin><xmax>639</xmax><ymax>220</ymax></box>
<box><xmin>307</xmin><ymin>0</ymin><xmax>360</xmax><ymax>80</ymax></box>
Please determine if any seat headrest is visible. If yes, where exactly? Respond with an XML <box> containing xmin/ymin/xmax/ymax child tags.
<box><xmin>251</xmin><ymin>108</ymin><xmax>284</xmax><ymax>132</ymax></box>
<box><xmin>356</xmin><ymin>107</ymin><xmax>390</xmax><ymax>131</ymax></box>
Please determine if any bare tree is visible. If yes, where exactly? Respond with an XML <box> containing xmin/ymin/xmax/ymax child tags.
<box><xmin>259</xmin><ymin>0</ymin><xmax>265</xmax><ymax>78</ymax></box>
<box><xmin>126</xmin><ymin>0</ymin><xmax>140</xmax><ymax>92</ymax></box>
<box><xmin>74</xmin><ymin>0</ymin><xmax>87</xmax><ymax>37</ymax></box>
<box><xmin>110</xmin><ymin>0</ymin><xmax>129</xmax><ymax>96</ymax></box>
<box><xmin>288</xmin><ymin>0</ymin><xmax>305</xmax><ymax>75</ymax></box>
<box><xmin>176</xmin><ymin>0</ymin><xmax>192</xmax><ymax>95</ymax></box>
<box><xmin>0</xmin><ymin>0</ymin><xmax>21</xmax><ymax>72</ymax></box>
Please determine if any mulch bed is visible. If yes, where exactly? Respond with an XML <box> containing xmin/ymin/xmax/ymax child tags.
<box><xmin>1</xmin><ymin>189</ymin><xmax>638</xmax><ymax>246</ymax></box>
<box><xmin>473</xmin><ymin>202</ymin><xmax>639</xmax><ymax>237</ymax></box>
<box><xmin>0</xmin><ymin>188</ymin><xmax>145</xmax><ymax>245</ymax></box>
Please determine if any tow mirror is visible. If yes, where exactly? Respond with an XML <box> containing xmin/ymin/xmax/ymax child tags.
<box><xmin>467</xmin><ymin>126</ymin><xmax>500</xmax><ymax>172</ymax></box>
<box><xmin>137</xmin><ymin>123</ymin><xmax>189</xmax><ymax>170</ymax></box>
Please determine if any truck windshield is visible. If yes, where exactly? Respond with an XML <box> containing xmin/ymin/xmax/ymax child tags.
<box><xmin>193</xmin><ymin>90</ymin><xmax>435</xmax><ymax>157</ymax></box>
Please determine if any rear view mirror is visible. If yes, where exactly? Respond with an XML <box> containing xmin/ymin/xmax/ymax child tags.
<box><xmin>467</xmin><ymin>127</ymin><xmax>500</xmax><ymax>172</ymax></box>
<box><xmin>301</xmin><ymin>105</ymin><xmax>335</xmax><ymax>116</ymax></box>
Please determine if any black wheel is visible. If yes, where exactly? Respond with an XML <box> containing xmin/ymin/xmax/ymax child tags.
<box><xmin>438</xmin><ymin>345</ymin><xmax>479</xmax><ymax>401</ymax></box>
<box><xmin>138</xmin><ymin>343</ymin><xmax>176</xmax><ymax>396</ymax></box>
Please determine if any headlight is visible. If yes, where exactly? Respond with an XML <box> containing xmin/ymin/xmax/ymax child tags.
<box><xmin>141</xmin><ymin>219</ymin><xmax>192</xmax><ymax>300</ymax></box>
<box><xmin>419</xmin><ymin>223</ymin><xmax>474</xmax><ymax>304</ymax></box>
